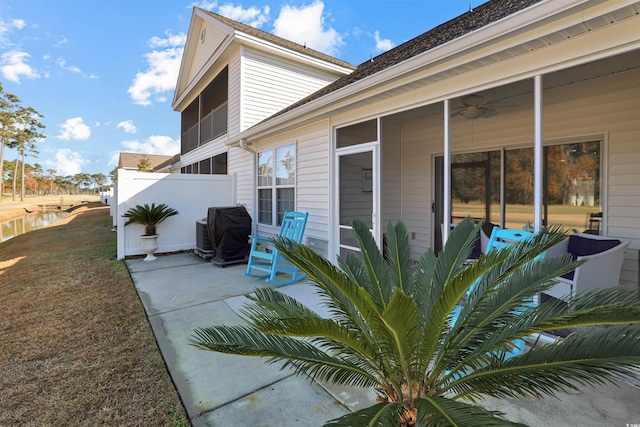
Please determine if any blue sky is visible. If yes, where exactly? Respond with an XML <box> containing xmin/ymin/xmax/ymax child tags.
<box><xmin>1</xmin><ymin>0</ymin><xmax>474</xmax><ymax>180</ymax></box>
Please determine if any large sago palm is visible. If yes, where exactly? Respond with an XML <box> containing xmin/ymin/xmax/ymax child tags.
<box><xmin>191</xmin><ymin>217</ymin><xmax>640</xmax><ymax>426</ymax></box>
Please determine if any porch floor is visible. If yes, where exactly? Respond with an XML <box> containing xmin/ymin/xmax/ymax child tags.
<box><xmin>126</xmin><ymin>253</ymin><xmax>640</xmax><ymax>426</ymax></box>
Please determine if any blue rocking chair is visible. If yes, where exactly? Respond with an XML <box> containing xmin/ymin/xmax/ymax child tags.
<box><xmin>243</xmin><ymin>211</ymin><xmax>309</xmax><ymax>285</ymax></box>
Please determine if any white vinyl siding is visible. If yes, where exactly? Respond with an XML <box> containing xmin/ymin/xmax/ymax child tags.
<box><xmin>382</xmin><ymin>121</ymin><xmax>402</xmax><ymax>228</ymax></box>
<box><xmin>187</xmin><ymin>21</ymin><xmax>229</xmax><ymax>86</ymax></box>
<box><xmin>228</xmin><ymin>144</ymin><xmax>254</xmax><ymax>215</ymax></box>
<box><xmin>400</xmin><ymin>119</ymin><xmax>434</xmax><ymax>259</ymax></box>
<box><xmin>227</xmin><ymin>50</ymin><xmax>242</xmax><ymax>138</ymax></box>
<box><xmin>240</xmin><ymin>49</ymin><xmax>337</xmax><ymax>131</ymax></box>
<box><xmin>295</xmin><ymin>122</ymin><xmax>331</xmax><ymax>251</ymax></box>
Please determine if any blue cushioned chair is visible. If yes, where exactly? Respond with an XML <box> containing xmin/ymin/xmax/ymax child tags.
<box><xmin>243</xmin><ymin>211</ymin><xmax>309</xmax><ymax>285</ymax></box>
<box><xmin>485</xmin><ymin>227</ymin><xmax>537</xmax><ymax>357</ymax></box>
<box><xmin>453</xmin><ymin>226</ymin><xmax>536</xmax><ymax>357</ymax></box>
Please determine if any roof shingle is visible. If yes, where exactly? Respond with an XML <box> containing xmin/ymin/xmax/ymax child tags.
<box><xmin>200</xmin><ymin>9</ymin><xmax>356</xmax><ymax>71</ymax></box>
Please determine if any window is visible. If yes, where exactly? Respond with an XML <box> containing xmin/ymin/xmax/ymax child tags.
<box><xmin>212</xmin><ymin>152</ymin><xmax>227</xmax><ymax>174</ymax></box>
<box><xmin>257</xmin><ymin>143</ymin><xmax>296</xmax><ymax>226</ymax></box>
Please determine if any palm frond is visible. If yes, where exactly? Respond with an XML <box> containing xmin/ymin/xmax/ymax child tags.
<box><xmin>122</xmin><ymin>202</ymin><xmax>178</xmax><ymax>235</ymax></box>
<box><xmin>435</xmin><ymin>232</ymin><xmax>576</xmax><ymax>379</ymax></box>
<box><xmin>323</xmin><ymin>402</ymin><xmax>402</xmax><ymax>427</ymax></box>
<box><xmin>271</xmin><ymin>237</ymin><xmax>377</xmax><ymax>337</ymax></box>
<box><xmin>239</xmin><ymin>291</ymin><xmax>386</xmax><ymax>378</ymax></box>
<box><xmin>190</xmin><ymin>324</ymin><xmax>380</xmax><ymax>389</ymax></box>
<box><xmin>375</xmin><ymin>288</ymin><xmax>423</xmax><ymax>386</ymax></box>
<box><xmin>272</xmin><ymin>237</ymin><xmax>402</xmax><ymax>383</ymax></box>
<box><xmin>350</xmin><ymin>218</ymin><xmax>393</xmax><ymax>309</ymax></box>
<box><xmin>446</xmin><ymin>325</ymin><xmax>640</xmax><ymax>401</ymax></box>
<box><xmin>414</xmin><ymin>396</ymin><xmax>518</xmax><ymax>427</ymax></box>
<box><xmin>420</xmin><ymin>219</ymin><xmax>490</xmax><ymax>376</ymax></box>
<box><xmin>384</xmin><ymin>220</ymin><xmax>416</xmax><ymax>294</ymax></box>
<box><xmin>411</xmin><ymin>248</ymin><xmax>439</xmax><ymax>326</ymax></box>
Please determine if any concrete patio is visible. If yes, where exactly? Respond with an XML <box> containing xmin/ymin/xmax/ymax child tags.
<box><xmin>126</xmin><ymin>252</ymin><xmax>640</xmax><ymax>426</ymax></box>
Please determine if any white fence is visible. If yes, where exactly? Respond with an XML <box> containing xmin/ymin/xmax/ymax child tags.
<box><xmin>116</xmin><ymin>169</ymin><xmax>236</xmax><ymax>259</ymax></box>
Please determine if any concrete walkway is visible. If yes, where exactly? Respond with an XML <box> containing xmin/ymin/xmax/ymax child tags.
<box><xmin>126</xmin><ymin>253</ymin><xmax>640</xmax><ymax>427</ymax></box>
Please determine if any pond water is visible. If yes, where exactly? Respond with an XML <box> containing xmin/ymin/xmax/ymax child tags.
<box><xmin>1</xmin><ymin>210</ymin><xmax>68</xmax><ymax>243</ymax></box>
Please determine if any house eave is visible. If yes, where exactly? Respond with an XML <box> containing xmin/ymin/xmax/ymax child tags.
<box><xmin>235</xmin><ymin>32</ymin><xmax>355</xmax><ymax>75</ymax></box>
<box><xmin>226</xmin><ymin>0</ymin><xmax>640</xmax><ymax>146</ymax></box>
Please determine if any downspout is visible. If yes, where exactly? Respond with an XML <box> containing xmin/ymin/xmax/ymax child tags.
<box><xmin>239</xmin><ymin>138</ymin><xmax>258</xmax><ymax>236</ymax></box>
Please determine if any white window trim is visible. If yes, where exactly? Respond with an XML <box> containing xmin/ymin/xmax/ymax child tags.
<box><xmin>257</xmin><ymin>142</ymin><xmax>296</xmax><ymax>227</ymax></box>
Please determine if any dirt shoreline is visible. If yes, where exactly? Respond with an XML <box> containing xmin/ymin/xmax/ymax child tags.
<box><xmin>0</xmin><ymin>195</ymin><xmax>101</xmax><ymax>223</ymax></box>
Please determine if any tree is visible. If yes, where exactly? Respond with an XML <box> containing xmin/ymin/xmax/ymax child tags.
<box><xmin>191</xmin><ymin>217</ymin><xmax>640</xmax><ymax>426</ymax></box>
<box><xmin>47</xmin><ymin>169</ymin><xmax>57</xmax><ymax>194</ymax></box>
<box><xmin>91</xmin><ymin>173</ymin><xmax>107</xmax><ymax>193</ymax></box>
<box><xmin>109</xmin><ymin>166</ymin><xmax>118</xmax><ymax>185</ymax></box>
<box><xmin>137</xmin><ymin>155</ymin><xmax>152</xmax><ymax>172</ymax></box>
<box><xmin>9</xmin><ymin>105</ymin><xmax>45</xmax><ymax>201</ymax></box>
<box><xmin>0</xmin><ymin>83</ymin><xmax>21</xmax><ymax>202</ymax></box>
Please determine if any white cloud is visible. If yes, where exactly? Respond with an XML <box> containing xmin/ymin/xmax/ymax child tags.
<box><xmin>116</xmin><ymin>120</ymin><xmax>137</xmax><ymax>134</ymax></box>
<box><xmin>149</xmin><ymin>31</ymin><xmax>187</xmax><ymax>49</ymax></box>
<box><xmin>0</xmin><ymin>50</ymin><xmax>40</xmax><ymax>83</ymax></box>
<box><xmin>273</xmin><ymin>1</ymin><xmax>343</xmax><ymax>56</ymax></box>
<box><xmin>12</xmin><ymin>19</ymin><xmax>26</xmax><ymax>30</ymax></box>
<box><xmin>189</xmin><ymin>1</ymin><xmax>217</xmax><ymax>10</ymax></box>
<box><xmin>56</xmin><ymin>58</ymin><xmax>81</xmax><ymax>73</ymax></box>
<box><xmin>374</xmin><ymin>31</ymin><xmax>394</xmax><ymax>53</ymax></box>
<box><xmin>0</xmin><ymin>18</ymin><xmax>26</xmax><ymax>47</ymax></box>
<box><xmin>54</xmin><ymin>36</ymin><xmax>68</xmax><ymax>48</ymax></box>
<box><xmin>57</xmin><ymin>117</ymin><xmax>91</xmax><ymax>141</ymax></box>
<box><xmin>121</xmin><ymin>135</ymin><xmax>179</xmax><ymax>155</ymax></box>
<box><xmin>218</xmin><ymin>4</ymin><xmax>270</xmax><ymax>28</ymax></box>
<box><xmin>108</xmin><ymin>151</ymin><xmax>121</xmax><ymax>167</ymax></box>
<box><xmin>48</xmin><ymin>148</ymin><xmax>89</xmax><ymax>176</ymax></box>
<box><xmin>127</xmin><ymin>30</ymin><xmax>186</xmax><ymax>106</ymax></box>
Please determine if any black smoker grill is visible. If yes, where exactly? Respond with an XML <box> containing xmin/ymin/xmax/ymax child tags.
<box><xmin>207</xmin><ymin>206</ymin><xmax>252</xmax><ymax>267</ymax></box>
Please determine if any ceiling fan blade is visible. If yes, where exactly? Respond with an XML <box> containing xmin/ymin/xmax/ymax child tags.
<box><xmin>479</xmin><ymin>108</ymin><xmax>498</xmax><ymax>118</ymax></box>
<box><xmin>461</xmin><ymin>94</ymin><xmax>487</xmax><ymax>107</ymax></box>
<box><xmin>450</xmin><ymin>108</ymin><xmax>465</xmax><ymax>117</ymax></box>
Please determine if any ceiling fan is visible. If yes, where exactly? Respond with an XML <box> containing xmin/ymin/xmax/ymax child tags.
<box><xmin>451</xmin><ymin>94</ymin><xmax>498</xmax><ymax>119</ymax></box>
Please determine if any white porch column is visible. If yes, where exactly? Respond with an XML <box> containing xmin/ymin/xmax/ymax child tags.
<box><xmin>533</xmin><ymin>75</ymin><xmax>544</xmax><ymax>232</ymax></box>
<box><xmin>443</xmin><ymin>99</ymin><xmax>451</xmax><ymax>243</ymax></box>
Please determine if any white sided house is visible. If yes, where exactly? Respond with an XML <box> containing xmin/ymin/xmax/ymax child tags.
<box><xmin>173</xmin><ymin>0</ymin><xmax>640</xmax><ymax>293</ymax></box>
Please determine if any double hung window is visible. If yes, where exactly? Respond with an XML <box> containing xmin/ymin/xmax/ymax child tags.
<box><xmin>257</xmin><ymin>143</ymin><xmax>296</xmax><ymax>226</ymax></box>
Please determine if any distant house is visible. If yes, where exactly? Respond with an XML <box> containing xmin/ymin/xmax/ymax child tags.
<box><xmin>173</xmin><ymin>0</ymin><xmax>640</xmax><ymax>292</ymax></box>
<box><xmin>118</xmin><ymin>152</ymin><xmax>180</xmax><ymax>173</ymax></box>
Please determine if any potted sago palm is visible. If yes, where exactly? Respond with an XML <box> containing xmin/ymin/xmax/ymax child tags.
<box><xmin>122</xmin><ymin>202</ymin><xmax>178</xmax><ymax>261</ymax></box>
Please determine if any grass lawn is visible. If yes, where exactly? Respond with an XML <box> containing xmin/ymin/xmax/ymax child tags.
<box><xmin>0</xmin><ymin>203</ymin><xmax>188</xmax><ymax>426</ymax></box>
<box><xmin>452</xmin><ymin>203</ymin><xmax>600</xmax><ymax>231</ymax></box>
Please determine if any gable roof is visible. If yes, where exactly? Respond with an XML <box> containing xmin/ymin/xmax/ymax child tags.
<box><xmin>264</xmin><ymin>0</ymin><xmax>543</xmax><ymax>122</ymax></box>
<box><xmin>199</xmin><ymin>10</ymin><xmax>356</xmax><ymax>71</ymax></box>
<box><xmin>118</xmin><ymin>153</ymin><xmax>175</xmax><ymax>171</ymax></box>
